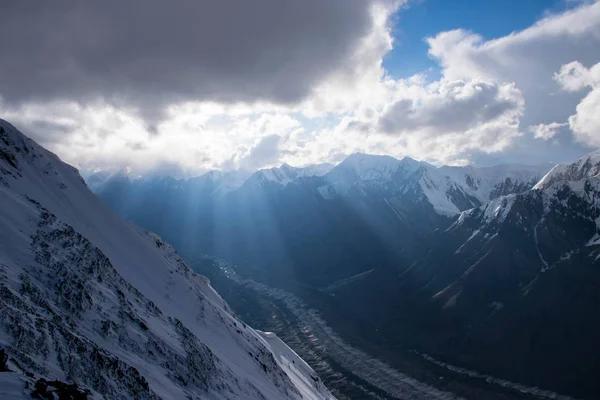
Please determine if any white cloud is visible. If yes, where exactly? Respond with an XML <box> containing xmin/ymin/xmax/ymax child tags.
<box><xmin>555</xmin><ymin>60</ymin><xmax>600</xmax><ymax>147</ymax></box>
<box><xmin>529</xmin><ymin>122</ymin><xmax>568</xmax><ymax>140</ymax></box>
<box><xmin>378</xmin><ymin>79</ymin><xmax>523</xmax><ymax>135</ymax></box>
<box><xmin>238</xmin><ymin>135</ymin><xmax>283</xmax><ymax>171</ymax></box>
<box><xmin>272</xmin><ymin>80</ymin><xmax>524</xmax><ymax>167</ymax></box>
<box><xmin>554</xmin><ymin>61</ymin><xmax>596</xmax><ymax>91</ymax></box>
<box><xmin>1</xmin><ymin>100</ymin><xmax>306</xmax><ymax>174</ymax></box>
<box><xmin>298</xmin><ymin>2</ymin><xmax>398</xmax><ymax>117</ymax></box>
<box><xmin>315</xmin><ymin>78</ymin><xmax>526</xmax><ymax>165</ymax></box>
<box><xmin>569</xmin><ymin>87</ymin><xmax>600</xmax><ymax>146</ymax></box>
<box><xmin>427</xmin><ymin>2</ymin><xmax>600</xmax><ymax>129</ymax></box>
<box><xmin>428</xmin><ymin>3</ymin><xmax>600</xmax><ymax>83</ymax></box>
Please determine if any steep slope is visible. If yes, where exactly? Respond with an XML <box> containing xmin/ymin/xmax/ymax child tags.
<box><xmin>343</xmin><ymin>160</ymin><xmax>600</xmax><ymax>399</ymax></box>
<box><xmin>421</xmin><ymin>177</ymin><xmax>600</xmax><ymax>398</ymax></box>
<box><xmin>0</xmin><ymin>120</ymin><xmax>334</xmax><ymax>399</ymax></box>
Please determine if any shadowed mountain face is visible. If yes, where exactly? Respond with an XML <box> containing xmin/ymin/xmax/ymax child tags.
<box><xmin>95</xmin><ymin>154</ymin><xmax>550</xmax><ymax>285</ymax></box>
<box><xmin>94</xmin><ymin>148</ymin><xmax>600</xmax><ymax>399</ymax></box>
<box><xmin>332</xmin><ymin>176</ymin><xmax>600</xmax><ymax>398</ymax></box>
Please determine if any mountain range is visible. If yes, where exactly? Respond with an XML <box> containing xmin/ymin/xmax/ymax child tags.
<box><xmin>92</xmin><ymin>144</ymin><xmax>600</xmax><ymax>399</ymax></box>
<box><xmin>93</xmin><ymin>150</ymin><xmax>552</xmax><ymax>285</ymax></box>
<box><xmin>90</xmin><ymin>152</ymin><xmax>550</xmax><ymax>216</ymax></box>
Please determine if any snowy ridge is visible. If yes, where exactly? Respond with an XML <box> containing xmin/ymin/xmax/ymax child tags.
<box><xmin>453</xmin><ymin>195</ymin><xmax>517</xmax><ymax>228</ymax></box>
<box><xmin>412</xmin><ymin>166</ymin><xmax>475</xmax><ymax>216</ymax></box>
<box><xmin>257</xmin><ymin>331</ymin><xmax>330</xmax><ymax>400</ymax></box>
<box><xmin>334</xmin><ymin>153</ymin><xmax>405</xmax><ymax>181</ymax></box>
<box><xmin>534</xmin><ymin>150</ymin><xmax>600</xmax><ymax>190</ymax></box>
<box><xmin>0</xmin><ymin>119</ymin><xmax>334</xmax><ymax>399</ymax></box>
<box><xmin>91</xmin><ymin>151</ymin><xmax>551</xmax><ymax>218</ymax></box>
<box><xmin>319</xmin><ymin>153</ymin><xmax>549</xmax><ymax>216</ymax></box>
<box><xmin>322</xmin><ymin>154</ymin><xmax>467</xmax><ymax>215</ymax></box>
<box><xmin>451</xmin><ymin>150</ymin><xmax>600</xmax><ymax>233</ymax></box>
<box><xmin>244</xmin><ymin>163</ymin><xmax>333</xmax><ymax>188</ymax></box>
<box><xmin>414</xmin><ymin>161</ymin><xmax>548</xmax><ymax>216</ymax></box>
<box><xmin>542</xmin><ymin>177</ymin><xmax>600</xmax><ymax>236</ymax></box>
<box><xmin>449</xmin><ymin>172</ymin><xmax>600</xmax><ymax>254</ymax></box>
<box><xmin>441</xmin><ymin>163</ymin><xmax>551</xmax><ymax>202</ymax></box>
<box><xmin>197</xmin><ymin>169</ymin><xmax>251</xmax><ymax>195</ymax></box>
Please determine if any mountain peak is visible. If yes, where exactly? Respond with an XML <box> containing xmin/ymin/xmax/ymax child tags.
<box><xmin>343</xmin><ymin>152</ymin><xmax>398</xmax><ymax>163</ymax></box>
<box><xmin>400</xmin><ymin>155</ymin><xmax>420</xmax><ymax>164</ymax></box>
<box><xmin>336</xmin><ymin>153</ymin><xmax>401</xmax><ymax>180</ymax></box>
<box><xmin>534</xmin><ymin>149</ymin><xmax>600</xmax><ymax>190</ymax></box>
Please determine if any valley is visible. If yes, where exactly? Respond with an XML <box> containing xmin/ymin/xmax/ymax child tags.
<box><xmin>187</xmin><ymin>256</ymin><xmax>578</xmax><ymax>400</ymax></box>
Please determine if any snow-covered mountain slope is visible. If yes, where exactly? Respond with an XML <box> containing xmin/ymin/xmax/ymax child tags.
<box><xmin>318</xmin><ymin>154</ymin><xmax>549</xmax><ymax>216</ymax></box>
<box><xmin>299</xmin><ymin>163</ymin><xmax>334</xmax><ymax>177</ymax></box>
<box><xmin>534</xmin><ymin>150</ymin><xmax>600</xmax><ymax>190</ymax></box>
<box><xmin>331</xmin><ymin>153</ymin><xmax>406</xmax><ymax>181</ymax></box>
<box><xmin>441</xmin><ymin>163</ymin><xmax>551</xmax><ymax>202</ymax></box>
<box><xmin>214</xmin><ymin>169</ymin><xmax>252</xmax><ymax>193</ymax></box>
<box><xmin>243</xmin><ymin>163</ymin><xmax>333</xmax><ymax>188</ymax></box>
<box><xmin>321</xmin><ymin>154</ymin><xmax>460</xmax><ymax>214</ymax></box>
<box><xmin>0</xmin><ymin>119</ymin><xmax>334</xmax><ymax>399</ymax></box>
<box><xmin>447</xmin><ymin>173</ymin><xmax>600</xmax><ymax>267</ymax></box>
<box><xmin>452</xmin><ymin>149</ymin><xmax>600</xmax><ymax>246</ymax></box>
<box><xmin>399</xmin><ymin>164</ymin><xmax>480</xmax><ymax>216</ymax></box>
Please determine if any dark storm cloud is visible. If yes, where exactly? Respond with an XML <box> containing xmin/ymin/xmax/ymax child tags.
<box><xmin>0</xmin><ymin>0</ymin><xmax>384</xmax><ymax>121</ymax></box>
<box><xmin>20</xmin><ymin>120</ymin><xmax>75</xmax><ymax>146</ymax></box>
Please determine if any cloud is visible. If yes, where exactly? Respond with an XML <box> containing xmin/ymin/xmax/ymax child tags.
<box><xmin>2</xmin><ymin>103</ymin><xmax>307</xmax><ymax>174</ymax></box>
<box><xmin>529</xmin><ymin>122</ymin><xmax>568</xmax><ymax>140</ymax></box>
<box><xmin>554</xmin><ymin>61</ymin><xmax>596</xmax><ymax>91</ymax></box>
<box><xmin>426</xmin><ymin>2</ymin><xmax>600</xmax><ymax>128</ymax></box>
<box><xmin>2</xmin><ymin>1</ymin><xmax>599</xmax><ymax>174</ymax></box>
<box><xmin>239</xmin><ymin>135</ymin><xmax>283</xmax><ymax>171</ymax></box>
<box><xmin>0</xmin><ymin>0</ymin><xmax>399</xmax><ymax>122</ymax></box>
<box><xmin>319</xmin><ymin>78</ymin><xmax>525</xmax><ymax>165</ymax></box>
<box><xmin>378</xmin><ymin>80</ymin><xmax>523</xmax><ymax>135</ymax></box>
<box><xmin>568</xmin><ymin>87</ymin><xmax>600</xmax><ymax>147</ymax></box>
<box><xmin>300</xmin><ymin>1</ymin><xmax>600</xmax><ymax>166</ymax></box>
<box><xmin>554</xmin><ymin>60</ymin><xmax>600</xmax><ymax>147</ymax></box>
